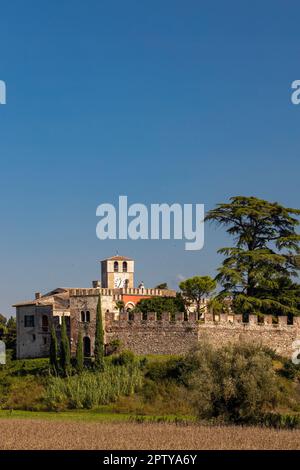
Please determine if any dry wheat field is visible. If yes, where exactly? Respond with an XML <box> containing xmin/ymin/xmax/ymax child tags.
<box><xmin>0</xmin><ymin>419</ymin><xmax>299</xmax><ymax>450</ymax></box>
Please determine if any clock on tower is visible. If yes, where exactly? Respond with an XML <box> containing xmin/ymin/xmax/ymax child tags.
<box><xmin>101</xmin><ymin>256</ymin><xmax>134</xmax><ymax>289</ymax></box>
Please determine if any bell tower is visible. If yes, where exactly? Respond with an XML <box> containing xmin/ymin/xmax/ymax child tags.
<box><xmin>101</xmin><ymin>256</ymin><xmax>134</xmax><ymax>289</ymax></box>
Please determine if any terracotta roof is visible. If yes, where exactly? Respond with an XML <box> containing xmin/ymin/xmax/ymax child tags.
<box><xmin>13</xmin><ymin>288</ymin><xmax>71</xmax><ymax>309</ymax></box>
<box><xmin>102</xmin><ymin>255</ymin><xmax>133</xmax><ymax>261</ymax></box>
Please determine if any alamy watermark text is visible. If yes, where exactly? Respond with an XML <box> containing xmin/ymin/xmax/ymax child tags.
<box><xmin>96</xmin><ymin>196</ymin><xmax>204</xmax><ymax>251</ymax></box>
<box><xmin>291</xmin><ymin>80</ymin><xmax>300</xmax><ymax>105</ymax></box>
<box><xmin>0</xmin><ymin>80</ymin><xmax>6</xmax><ymax>105</ymax></box>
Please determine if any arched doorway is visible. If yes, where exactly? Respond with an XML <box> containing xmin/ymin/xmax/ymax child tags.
<box><xmin>83</xmin><ymin>336</ymin><xmax>91</xmax><ymax>357</ymax></box>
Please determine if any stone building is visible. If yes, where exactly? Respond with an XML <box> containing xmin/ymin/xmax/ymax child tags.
<box><xmin>14</xmin><ymin>255</ymin><xmax>300</xmax><ymax>360</ymax></box>
<box><xmin>14</xmin><ymin>255</ymin><xmax>176</xmax><ymax>358</ymax></box>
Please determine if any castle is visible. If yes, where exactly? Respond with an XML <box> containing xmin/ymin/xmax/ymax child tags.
<box><xmin>14</xmin><ymin>255</ymin><xmax>176</xmax><ymax>359</ymax></box>
<box><xmin>14</xmin><ymin>256</ymin><xmax>300</xmax><ymax>359</ymax></box>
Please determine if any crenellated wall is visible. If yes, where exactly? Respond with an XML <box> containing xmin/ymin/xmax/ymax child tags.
<box><xmin>104</xmin><ymin>311</ymin><xmax>300</xmax><ymax>357</ymax></box>
<box><xmin>67</xmin><ymin>286</ymin><xmax>300</xmax><ymax>358</ymax></box>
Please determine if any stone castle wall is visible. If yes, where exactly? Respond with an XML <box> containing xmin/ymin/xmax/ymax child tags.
<box><xmin>68</xmin><ymin>289</ymin><xmax>300</xmax><ymax>358</ymax></box>
<box><xmin>104</xmin><ymin>311</ymin><xmax>300</xmax><ymax>358</ymax></box>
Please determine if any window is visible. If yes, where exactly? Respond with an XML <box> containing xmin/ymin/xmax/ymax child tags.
<box><xmin>43</xmin><ymin>337</ymin><xmax>47</xmax><ymax>345</ymax></box>
<box><xmin>122</xmin><ymin>261</ymin><xmax>127</xmax><ymax>272</ymax></box>
<box><xmin>32</xmin><ymin>334</ymin><xmax>36</xmax><ymax>342</ymax></box>
<box><xmin>114</xmin><ymin>261</ymin><xmax>119</xmax><ymax>272</ymax></box>
<box><xmin>42</xmin><ymin>315</ymin><xmax>49</xmax><ymax>331</ymax></box>
<box><xmin>81</xmin><ymin>311</ymin><xmax>90</xmax><ymax>322</ymax></box>
<box><xmin>24</xmin><ymin>315</ymin><xmax>35</xmax><ymax>327</ymax></box>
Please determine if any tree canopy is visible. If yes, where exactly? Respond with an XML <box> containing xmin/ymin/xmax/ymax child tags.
<box><xmin>135</xmin><ymin>294</ymin><xmax>185</xmax><ymax>318</ymax></box>
<box><xmin>179</xmin><ymin>276</ymin><xmax>216</xmax><ymax>317</ymax></box>
<box><xmin>206</xmin><ymin>196</ymin><xmax>300</xmax><ymax>317</ymax></box>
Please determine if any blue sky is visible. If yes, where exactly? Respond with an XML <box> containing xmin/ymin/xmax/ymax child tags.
<box><xmin>0</xmin><ymin>0</ymin><xmax>300</xmax><ymax>316</ymax></box>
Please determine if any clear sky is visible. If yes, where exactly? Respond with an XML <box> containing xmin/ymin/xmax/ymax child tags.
<box><xmin>0</xmin><ymin>0</ymin><xmax>300</xmax><ymax>316</ymax></box>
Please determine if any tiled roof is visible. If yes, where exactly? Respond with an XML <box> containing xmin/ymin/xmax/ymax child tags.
<box><xmin>13</xmin><ymin>288</ymin><xmax>71</xmax><ymax>309</ymax></box>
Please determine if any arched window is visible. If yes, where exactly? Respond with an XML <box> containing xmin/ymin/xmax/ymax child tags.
<box><xmin>114</xmin><ymin>261</ymin><xmax>119</xmax><ymax>272</ymax></box>
<box><xmin>81</xmin><ymin>311</ymin><xmax>85</xmax><ymax>322</ymax></box>
<box><xmin>122</xmin><ymin>261</ymin><xmax>127</xmax><ymax>272</ymax></box>
<box><xmin>42</xmin><ymin>315</ymin><xmax>49</xmax><ymax>332</ymax></box>
<box><xmin>86</xmin><ymin>311</ymin><xmax>90</xmax><ymax>322</ymax></box>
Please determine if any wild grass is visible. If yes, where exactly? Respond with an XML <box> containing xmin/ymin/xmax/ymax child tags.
<box><xmin>44</xmin><ymin>364</ymin><xmax>143</xmax><ymax>410</ymax></box>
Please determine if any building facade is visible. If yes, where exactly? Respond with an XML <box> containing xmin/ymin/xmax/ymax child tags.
<box><xmin>14</xmin><ymin>255</ymin><xmax>176</xmax><ymax>358</ymax></box>
<box><xmin>15</xmin><ymin>255</ymin><xmax>300</xmax><ymax>360</ymax></box>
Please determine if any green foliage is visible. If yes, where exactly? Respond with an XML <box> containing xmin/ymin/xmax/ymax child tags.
<box><xmin>257</xmin><ymin>412</ymin><xmax>300</xmax><ymax>429</ymax></box>
<box><xmin>0</xmin><ymin>351</ymin><xmax>299</xmax><ymax>426</ymax></box>
<box><xmin>94</xmin><ymin>294</ymin><xmax>104</xmax><ymax>371</ymax></box>
<box><xmin>115</xmin><ymin>300</ymin><xmax>125</xmax><ymax>312</ymax></box>
<box><xmin>0</xmin><ymin>357</ymin><xmax>50</xmax><ymax>411</ymax></box>
<box><xmin>107</xmin><ymin>338</ymin><xmax>122</xmax><ymax>355</ymax></box>
<box><xmin>185</xmin><ymin>342</ymin><xmax>282</xmax><ymax>424</ymax></box>
<box><xmin>0</xmin><ymin>315</ymin><xmax>17</xmax><ymax>357</ymax></box>
<box><xmin>60</xmin><ymin>316</ymin><xmax>71</xmax><ymax>376</ymax></box>
<box><xmin>135</xmin><ymin>294</ymin><xmax>185</xmax><ymax>319</ymax></box>
<box><xmin>49</xmin><ymin>325</ymin><xmax>59</xmax><ymax>374</ymax></box>
<box><xmin>179</xmin><ymin>276</ymin><xmax>216</xmax><ymax>316</ymax></box>
<box><xmin>75</xmin><ymin>329</ymin><xmax>84</xmax><ymax>374</ymax></box>
<box><xmin>111</xmin><ymin>350</ymin><xmax>136</xmax><ymax>366</ymax></box>
<box><xmin>45</xmin><ymin>365</ymin><xmax>143</xmax><ymax>410</ymax></box>
<box><xmin>3</xmin><ymin>375</ymin><xmax>45</xmax><ymax>411</ymax></box>
<box><xmin>155</xmin><ymin>283</ymin><xmax>168</xmax><ymax>290</ymax></box>
<box><xmin>279</xmin><ymin>359</ymin><xmax>300</xmax><ymax>380</ymax></box>
<box><xmin>206</xmin><ymin>196</ymin><xmax>300</xmax><ymax>317</ymax></box>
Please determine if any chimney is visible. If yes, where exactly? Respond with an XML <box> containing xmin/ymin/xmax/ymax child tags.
<box><xmin>35</xmin><ymin>292</ymin><xmax>41</xmax><ymax>300</ymax></box>
<box><xmin>92</xmin><ymin>280</ymin><xmax>101</xmax><ymax>288</ymax></box>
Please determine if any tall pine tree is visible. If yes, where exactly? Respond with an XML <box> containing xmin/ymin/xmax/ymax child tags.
<box><xmin>206</xmin><ymin>196</ymin><xmax>300</xmax><ymax>317</ymax></box>
<box><xmin>49</xmin><ymin>324</ymin><xmax>59</xmax><ymax>374</ymax></box>
<box><xmin>94</xmin><ymin>294</ymin><xmax>104</xmax><ymax>371</ymax></box>
<box><xmin>75</xmin><ymin>329</ymin><xmax>84</xmax><ymax>373</ymax></box>
<box><xmin>60</xmin><ymin>316</ymin><xmax>71</xmax><ymax>376</ymax></box>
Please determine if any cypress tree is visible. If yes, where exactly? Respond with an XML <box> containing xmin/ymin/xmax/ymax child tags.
<box><xmin>60</xmin><ymin>315</ymin><xmax>71</xmax><ymax>376</ymax></box>
<box><xmin>75</xmin><ymin>329</ymin><xmax>84</xmax><ymax>373</ymax></box>
<box><xmin>49</xmin><ymin>324</ymin><xmax>59</xmax><ymax>374</ymax></box>
<box><xmin>94</xmin><ymin>294</ymin><xmax>104</xmax><ymax>371</ymax></box>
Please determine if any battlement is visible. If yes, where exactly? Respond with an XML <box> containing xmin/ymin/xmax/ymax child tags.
<box><xmin>69</xmin><ymin>287</ymin><xmax>176</xmax><ymax>298</ymax></box>
<box><xmin>104</xmin><ymin>310</ymin><xmax>300</xmax><ymax>357</ymax></box>
<box><xmin>105</xmin><ymin>310</ymin><xmax>300</xmax><ymax>328</ymax></box>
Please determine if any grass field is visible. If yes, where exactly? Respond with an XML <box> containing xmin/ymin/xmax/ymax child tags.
<box><xmin>0</xmin><ymin>409</ymin><xmax>192</xmax><ymax>422</ymax></box>
<box><xmin>1</xmin><ymin>351</ymin><xmax>299</xmax><ymax>450</ymax></box>
<box><xmin>0</xmin><ymin>418</ymin><xmax>299</xmax><ymax>450</ymax></box>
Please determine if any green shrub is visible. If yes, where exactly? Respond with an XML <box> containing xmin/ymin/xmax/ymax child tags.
<box><xmin>112</xmin><ymin>350</ymin><xmax>136</xmax><ymax>367</ymax></box>
<box><xmin>258</xmin><ymin>412</ymin><xmax>300</xmax><ymax>429</ymax></box>
<box><xmin>3</xmin><ymin>376</ymin><xmax>45</xmax><ymax>410</ymax></box>
<box><xmin>107</xmin><ymin>339</ymin><xmax>122</xmax><ymax>355</ymax></box>
<box><xmin>186</xmin><ymin>342</ymin><xmax>282</xmax><ymax>424</ymax></box>
<box><xmin>145</xmin><ymin>356</ymin><xmax>191</xmax><ymax>384</ymax></box>
<box><xmin>279</xmin><ymin>360</ymin><xmax>300</xmax><ymax>380</ymax></box>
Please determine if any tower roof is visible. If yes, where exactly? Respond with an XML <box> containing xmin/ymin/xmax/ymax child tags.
<box><xmin>101</xmin><ymin>255</ymin><xmax>133</xmax><ymax>261</ymax></box>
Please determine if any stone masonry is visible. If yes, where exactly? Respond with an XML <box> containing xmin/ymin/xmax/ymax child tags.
<box><xmin>69</xmin><ymin>288</ymin><xmax>300</xmax><ymax>358</ymax></box>
<box><xmin>104</xmin><ymin>310</ymin><xmax>300</xmax><ymax>358</ymax></box>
